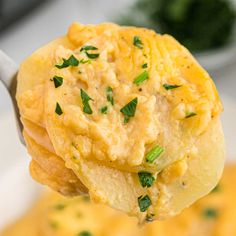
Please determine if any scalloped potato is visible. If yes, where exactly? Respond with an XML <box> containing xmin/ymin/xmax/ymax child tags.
<box><xmin>16</xmin><ymin>22</ymin><xmax>225</xmax><ymax>220</ymax></box>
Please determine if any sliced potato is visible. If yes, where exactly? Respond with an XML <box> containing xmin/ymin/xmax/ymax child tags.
<box><xmin>16</xmin><ymin>22</ymin><xmax>225</xmax><ymax>220</ymax></box>
<box><xmin>24</xmin><ymin>131</ymin><xmax>87</xmax><ymax>196</ymax></box>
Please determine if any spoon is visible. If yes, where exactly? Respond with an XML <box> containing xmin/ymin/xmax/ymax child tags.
<box><xmin>0</xmin><ymin>50</ymin><xmax>25</xmax><ymax>145</ymax></box>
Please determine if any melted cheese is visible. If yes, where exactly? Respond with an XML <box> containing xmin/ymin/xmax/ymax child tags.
<box><xmin>16</xmin><ymin>22</ymin><xmax>225</xmax><ymax>220</ymax></box>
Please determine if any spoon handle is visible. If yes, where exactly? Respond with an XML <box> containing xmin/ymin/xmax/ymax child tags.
<box><xmin>0</xmin><ymin>50</ymin><xmax>18</xmax><ymax>90</ymax></box>
<box><xmin>0</xmin><ymin>50</ymin><xmax>25</xmax><ymax>145</ymax></box>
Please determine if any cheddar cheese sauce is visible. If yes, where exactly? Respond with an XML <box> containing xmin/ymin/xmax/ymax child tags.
<box><xmin>16</xmin><ymin>22</ymin><xmax>225</xmax><ymax>220</ymax></box>
<box><xmin>2</xmin><ymin>165</ymin><xmax>236</xmax><ymax>236</ymax></box>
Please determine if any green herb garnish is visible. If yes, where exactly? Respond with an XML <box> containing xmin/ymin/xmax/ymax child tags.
<box><xmin>78</xmin><ymin>231</ymin><xmax>92</xmax><ymax>236</ymax></box>
<box><xmin>52</xmin><ymin>76</ymin><xmax>63</xmax><ymax>88</ymax></box>
<box><xmin>185</xmin><ymin>112</ymin><xmax>197</xmax><ymax>118</ymax></box>
<box><xmin>55</xmin><ymin>102</ymin><xmax>63</xmax><ymax>115</ymax></box>
<box><xmin>138</xmin><ymin>171</ymin><xmax>155</xmax><ymax>188</ymax></box>
<box><xmin>142</xmin><ymin>63</ymin><xmax>148</xmax><ymax>68</ymax></box>
<box><xmin>124</xmin><ymin>116</ymin><xmax>130</xmax><ymax>124</ymax></box>
<box><xmin>202</xmin><ymin>208</ymin><xmax>218</xmax><ymax>219</ymax></box>
<box><xmin>120</xmin><ymin>97</ymin><xmax>138</xmax><ymax>123</ymax></box>
<box><xmin>138</xmin><ymin>195</ymin><xmax>152</xmax><ymax>212</ymax></box>
<box><xmin>85</xmin><ymin>52</ymin><xmax>99</xmax><ymax>59</ymax></box>
<box><xmin>55</xmin><ymin>55</ymin><xmax>79</xmax><ymax>69</ymax></box>
<box><xmin>163</xmin><ymin>84</ymin><xmax>182</xmax><ymax>90</ymax></box>
<box><xmin>80</xmin><ymin>58</ymin><xmax>91</xmax><ymax>64</ymax></box>
<box><xmin>80</xmin><ymin>45</ymin><xmax>98</xmax><ymax>52</ymax></box>
<box><xmin>106</xmin><ymin>86</ymin><xmax>114</xmax><ymax>105</ymax></box>
<box><xmin>80</xmin><ymin>45</ymin><xmax>99</xmax><ymax>59</ymax></box>
<box><xmin>100</xmin><ymin>106</ymin><xmax>108</xmax><ymax>114</ymax></box>
<box><xmin>80</xmin><ymin>89</ymin><xmax>93</xmax><ymax>114</ymax></box>
<box><xmin>134</xmin><ymin>71</ymin><xmax>149</xmax><ymax>86</ymax></box>
<box><xmin>146</xmin><ymin>145</ymin><xmax>164</xmax><ymax>163</ymax></box>
<box><xmin>133</xmin><ymin>36</ymin><xmax>143</xmax><ymax>49</ymax></box>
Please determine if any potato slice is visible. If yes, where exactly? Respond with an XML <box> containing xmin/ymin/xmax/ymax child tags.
<box><xmin>16</xmin><ymin>22</ymin><xmax>225</xmax><ymax>220</ymax></box>
<box><xmin>23</xmin><ymin>131</ymin><xmax>87</xmax><ymax>196</ymax></box>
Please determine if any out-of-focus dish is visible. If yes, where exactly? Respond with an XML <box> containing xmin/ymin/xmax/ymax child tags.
<box><xmin>118</xmin><ymin>0</ymin><xmax>236</xmax><ymax>52</ymax></box>
<box><xmin>1</xmin><ymin>164</ymin><xmax>236</xmax><ymax>236</ymax></box>
<box><xmin>16</xmin><ymin>22</ymin><xmax>225</xmax><ymax>220</ymax></box>
<box><xmin>1</xmin><ymin>193</ymin><xmax>139</xmax><ymax>236</ymax></box>
<box><xmin>117</xmin><ymin>0</ymin><xmax>236</xmax><ymax>71</ymax></box>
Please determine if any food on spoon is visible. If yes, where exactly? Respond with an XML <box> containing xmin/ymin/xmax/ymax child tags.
<box><xmin>16</xmin><ymin>22</ymin><xmax>225</xmax><ymax>221</ymax></box>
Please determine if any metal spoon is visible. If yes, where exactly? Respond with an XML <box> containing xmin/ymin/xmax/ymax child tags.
<box><xmin>0</xmin><ymin>50</ymin><xmax>25</xmax><ymax>145</ymax></box>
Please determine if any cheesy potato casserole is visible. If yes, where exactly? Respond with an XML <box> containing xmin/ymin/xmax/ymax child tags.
<box><xmin>16</xmin><ymin>22</ymin><xmax>225</xmax><ymax>220</ymax></box>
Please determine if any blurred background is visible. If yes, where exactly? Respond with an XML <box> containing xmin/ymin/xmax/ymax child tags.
<box><xmin>0</xmin><ymin>0</ymin><xmax>236</xmax><ymax>234</ymax></box>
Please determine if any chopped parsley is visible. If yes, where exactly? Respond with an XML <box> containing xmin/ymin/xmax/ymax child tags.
<box><xmin>163</xmin><ymin>84</ymin><xmax>182</xmax><ymax>90</ymax></box>
<box><xmin>85</xmin><ymin>52</ymin><xmax>99</xmax><ymax>59</ymax></box>
<box><xmin>142</xmin><ymin>63</ymin><xmax>148</xmax><ymax>68</ymax></box>
<box><xmin>80</xmin><ymin>45</ymin><xmax>99</xmax><ymax>59</ymax></box>
<box><xmin>80</xmin><ymin>89</ymin><xmax>93</xmax><ymax>114</ymax></box>
<box><xmin>100</xmin><ymin>106</ymin><xmax>108</xmax><ymax>114</ymax></box>
<box><xmin>146</xmin><ymin>145</ymin><xmax>164</xmax><ymax>163</ymax></box>
<box><xmin>185</xmin><ymin>112</ymin><xmax>197</xmax><ymax>118</ymax></box>
<box><xmin>133</xmin><ymin>36</ymin><xmax>143</xmax><ymax>49</ymax></box>
<box><xmin>52</xmin><ymin>76</ymin><xmax>63</xmax><ymax>88</ymax></box>
<box><xmin>138</xmin><ymin>171</ymin><xmax>155</xmax><ymax>188</ymax></box>
<box><xmin>202</xmin><ymin>208</ymin><xmax>218</xmax><ymax>219</ymax></box>
<box><xmin>106</xmin><ymin>86</ymin><xmax>114</xmax><ymax>105</ymax></box>
<box><xmin>55</xmin><ymin>55</ymin><xmax>79</xmax><ymax>69</ymax></box>
<box><xmin>134</xmin><ymin>71</ymin><xmax>149</xmax><ymax>86</ymax></box>
<box><xmin>78</xmin><ymin>231</ymin><xmax>92</xmax><ymax>236</ymax></box>
<box><xmin>120</xmin><ymin>97</ymin><xmax>138</xmax><ymax>123</ymax></box>
<box><xmin>123</xmin><ymin>116</ymin><xmax>129</xmax><ymax>124</ymax></box>
<box><xmin>80</xmin><ymin>58</ymin><xmax>91</xmax><ymax>64</ymax></box>
<box><xmin>138</xmin><ymin>195</ymin><xmax>152</xmax><ymax>212</ymax></box>
<box><xmin>55</xmin><ymin>102</ymin><xmax>63</xmax><ymax>115</ymax></box>
<box><xmin>80</xmin><ymin>45</ymin><xmax>98</xmax><ymax>51</ymax></box>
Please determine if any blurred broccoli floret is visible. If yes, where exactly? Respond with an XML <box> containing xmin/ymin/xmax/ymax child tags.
<box><xmin>117</xmin><ymin>0</ymin><xmax>236</xmax><ymax>52</ymax></box>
